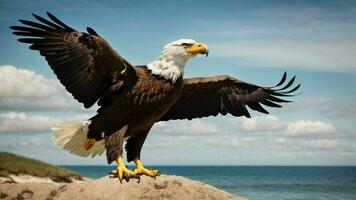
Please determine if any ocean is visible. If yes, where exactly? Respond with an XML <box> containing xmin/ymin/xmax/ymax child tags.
<box><xmin>62</xmin><ymin>166</ymin><xmax>356</xmax><ymax>200</ymax></box>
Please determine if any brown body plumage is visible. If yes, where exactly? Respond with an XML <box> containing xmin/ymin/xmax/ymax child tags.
<box><xmin>90</xmin><ymin>67</ymin><xmax>184</xmax><ymax>163</ymax></box>
<box><xmin>10</xmin><ymin>12</ymin><xmax>300</xmax><ymax>181</ymax></box>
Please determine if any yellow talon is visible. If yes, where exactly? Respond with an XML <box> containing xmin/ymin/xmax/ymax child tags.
<box><xmin>133</xmin><ymin>159</ymin><xmax>160</xmax><ymax>178</ymax></box>
<box><xmin>110</xmin><ymin>156</ymin><xmax>137</xmax><ymax>182</ymax></box>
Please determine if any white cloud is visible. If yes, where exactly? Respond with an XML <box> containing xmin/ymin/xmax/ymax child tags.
<box><xmin>171</xmin><ymin>113</ymin><xmax>347</xmax><ymax>155</ymax></box>
<box><xmin>0</xmin><ymin>112</ymin><xmax>90</xmax><ymax>134</ymax></box>
<box><xmin>286</xmin><ymin>120</ymin><xmax>336</xmax><ymax>136</ymax></box>
<box><xmin>302</xmin><ymin>139</ymin><xmax>338</xmax><ymax>150</ymax></box>
<box><xmin>0</xmin><ymin>112</ymin><xmax>56</xmax><ymax>133</ymax></box>
<box><xmin>0</xmin><ymin>65</ymin><xmax>81</xmax><ymax>110</ymax></box>
<box><xmin>322</xmin><ymin>95</ymin><xmax>356</xmax><ymax>119</ymax></box>
<box><xmin>235</xmin><ymin>115</ymin><xmax>345</xmax><ymax>152</ymax></box>
<box><xmin>275</xmin><ymin>137</ymin><xmax>288</xmax><ymax>144</ymax></box>
<box><xmin>240</xmin><ymin>136</ymin><xmax>257</xmax><ymax>143</ymax></box>
<box><xmin>238</xmin><ymin>115</ymin><xmax>285</xmax><ymax>132</ymax></box>
<box><xmin>0</xmin><ymin>137</ymin><xmax>43</xmax><ymax>149</ymax></box>
<box><xmin>0</xmin><ymin>65</ymin><xmax>60</xmax><ymax>98</ymax></box>
<box><xmin>236</xmin><ymin>114</ymin><xmax>337</xmax><ymax>137</ymax></box>
<box><xmin>274</xmin><ymin>137</ymin><xmax>339</xmax><ymax>151</ymax></box>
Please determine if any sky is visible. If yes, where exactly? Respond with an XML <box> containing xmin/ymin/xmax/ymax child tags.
<box><xmin>0</xmin><ymin>0</ymin><xmax>355</xmax><ymax>166</ymax></box>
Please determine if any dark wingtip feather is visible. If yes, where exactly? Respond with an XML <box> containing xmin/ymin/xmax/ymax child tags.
<box><xmin>262</xmin><ymin>100</ymin><xmax>282</xmax><ymax>108</ymax></box>
<box><xmin>29</xmin><ymin>44</ymin><xmax>37</xmax><ymax>50</ymax></box>
<box><xmin>11</xmin><ymin>31</ymin><xmax>26</xmax><ymax>36</ymax></box>
<box><xmin>247</xmin><ymin>102</ymin><xmax>269</xmax><ymax>114</ymax></box>
<box><xmin>32</xmin><ymin>13</ymin><xmax>39</xmax><ymax>19</ymax></box>
<box><xmin>274</xmin><ymin>72</ymin><xmax>287</xmax><ymax>87</ymax></box>
<box><xmin>9</xmin><ymin>26</ymin><xmax>20</xmax><ymax>30</ymax></box>
<box><xmin>19</xmin><ymin>19</ymin><xmax>55</xmax><ymax>31</ymax></box>
<box><xmin>276</xmin><ymin>75</ymin><xmax>296</xmax><ymax>91</ymax></box>
<box><xmin>284</xmin><ymin>84</ymin><xmax>301</xmax><ymax>94</ymax></box>
<box><xmin>17</xmin><ymin>38</ymin><xmax>29</xmax><ymax>43</ymax></box>
<box><xmin>269</xmin><ymin>91</ymin><xmax>294</xmax><ymax>97</ymax></box>
<box><xmin>31</xmin><ymin>12</ymin><xmax>63</xmax><ymax>30</ymax></box>
<box><xmin>47</xmin><ymin>11</ymin><xmax>75</xmax><ymax>31</ymax></box>
<box><xmin>267</xmin><ymin>95</ymin><xmax>291</xmax><ymax>103</ymax></box>
<box><xmin>19</xmin><ymin>19</ymin><xmax>27</xmax><ymax>24</ymax></box>
<box><xmin>265</xmin><ymin>74</ymin><xmax>301</xmax><ymax>100</ymax></box>
<box><xmin>87</xmin><ymin>27</ymin><xmax>99</xmax><ymax>36</ymax></box>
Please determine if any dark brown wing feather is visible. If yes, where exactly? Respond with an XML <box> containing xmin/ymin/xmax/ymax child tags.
<box><xmin>159</xmin><ymin>72</ymin><xmax>300</xmax><ymax>121</ymax></box>
<box><xmin>10</xmin><ymin>12</ymin><xmax>135</xmax><ymax>108</ymax></box>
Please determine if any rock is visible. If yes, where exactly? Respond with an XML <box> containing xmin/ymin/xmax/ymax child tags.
<box><xmin>0</xmin><ymin>175</ymin><xmax>246</xmax><ymax>200</ymax></box>
<box><xmin>0</xmin><ymin>191</ymin><xmax>8</xmax><ymax>199</ymax></box>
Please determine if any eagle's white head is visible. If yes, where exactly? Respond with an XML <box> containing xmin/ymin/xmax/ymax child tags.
<box><xmin>147</xmin><ymin>39</ymin><xmax>208</xmax><ymax>83</ymax></box>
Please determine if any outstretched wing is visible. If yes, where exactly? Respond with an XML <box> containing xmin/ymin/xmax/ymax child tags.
<box><xmin>10</xmin><ymin>12</ymin><xmax>135</xmax><ymax>108</ymax></box>
<box><xmin>160</xmin><ymin>72</ymin><xmax>300</xmax><ymax>121</ymax></box>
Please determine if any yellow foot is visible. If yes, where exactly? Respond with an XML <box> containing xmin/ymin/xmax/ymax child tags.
<box><xmin>133</xmin><ymin>159</ymin><xmax>160</xmax><ymax>179</ymax></box>
<box><xmin>109</xmin><ymin>156</ymin><xmax>140</xmax><ymax>183</ymax></box>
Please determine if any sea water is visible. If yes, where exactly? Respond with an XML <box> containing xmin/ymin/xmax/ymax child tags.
<box><xmin>62</xmin><ymin>166</ymin><xmax>356</xmax><ymax>200</ymax></box>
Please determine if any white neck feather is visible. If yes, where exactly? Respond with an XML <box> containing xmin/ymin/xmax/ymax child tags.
<box><xmin>147</xmin><ymin>49</ymin><xmax>188</xmax><ymax>83</ymax></box>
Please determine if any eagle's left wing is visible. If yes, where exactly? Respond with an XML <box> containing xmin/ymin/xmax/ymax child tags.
<box><xmin>159</xmin><ymin>72</ymin><xmax>300</xmax><ymax>121</ymax></box>
<box><xmin>10</xmin><ymin>12</ymin><xmax>135</xmax><ymax>109</ymax></box>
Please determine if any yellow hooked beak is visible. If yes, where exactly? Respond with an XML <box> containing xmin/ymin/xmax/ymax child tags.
<box><xmin>185</xmin><ymin>42</ymin><xmax>209</xmax><ymax>57</ymax></box>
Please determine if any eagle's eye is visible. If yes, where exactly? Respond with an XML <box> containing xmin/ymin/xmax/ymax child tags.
<box><xmin>181</xmin><ymin>43</ymin><xmax>192</xmax><ymax>48</ymax></box>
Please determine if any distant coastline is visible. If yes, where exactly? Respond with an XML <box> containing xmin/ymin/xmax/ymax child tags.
<box><xmin>0</xmin><ymin>152</ymin><xmax>82</xmax><ymax>183</ymax></box>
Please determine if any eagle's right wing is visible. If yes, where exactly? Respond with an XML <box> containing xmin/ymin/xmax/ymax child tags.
<box><xmin>10</xmin><ymin>12</ymin><xmax>135</xmax><ymax>108</ymax></box>
<box><xmin>160</xmin><ymin>73</ymin><xmax>300</xmax><ymax>121</ymax></box>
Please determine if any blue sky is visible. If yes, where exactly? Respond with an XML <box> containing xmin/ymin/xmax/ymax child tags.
<box><xmin>0</xmin><ymin>0</ymin><xmax>355</xmax><ymax>166</ymax></box>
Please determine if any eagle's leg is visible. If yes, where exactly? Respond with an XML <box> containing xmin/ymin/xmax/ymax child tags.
<box><xmin>133</xmin><ymin>158</ymin><xmax>160</xmax><ymax>178</ymax></box>
<box><xmin>109</xmin><ymin>156</ymin><xmax>139</xmax><ymax>183</ymax></box>
<box><xmin>106</xmin><ymin>125</ymin><xmax>139</xmax><ymax>182</ymax></box>
<box><xmin>125</xmin><ymin>129</ymin><xmax>160</xmax><ymax>178</ymax></box>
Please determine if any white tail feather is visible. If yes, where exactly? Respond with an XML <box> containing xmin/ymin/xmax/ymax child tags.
<box><xmin>52</xmin><ymin>121</ymin><xmax>105</xmax><ymax>158</ymax></box>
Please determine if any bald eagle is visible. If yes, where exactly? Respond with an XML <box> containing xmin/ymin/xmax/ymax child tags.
<box><xmin>10</xmin><ymin>12</ymin><xmax>300</xmax><ymax>182</ymax></box>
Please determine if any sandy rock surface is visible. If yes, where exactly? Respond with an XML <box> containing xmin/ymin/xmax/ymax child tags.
<box><xmin>0</xmin><ymin>175</ymin><xmax>246</xmax><ymax>200</ymax></box>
